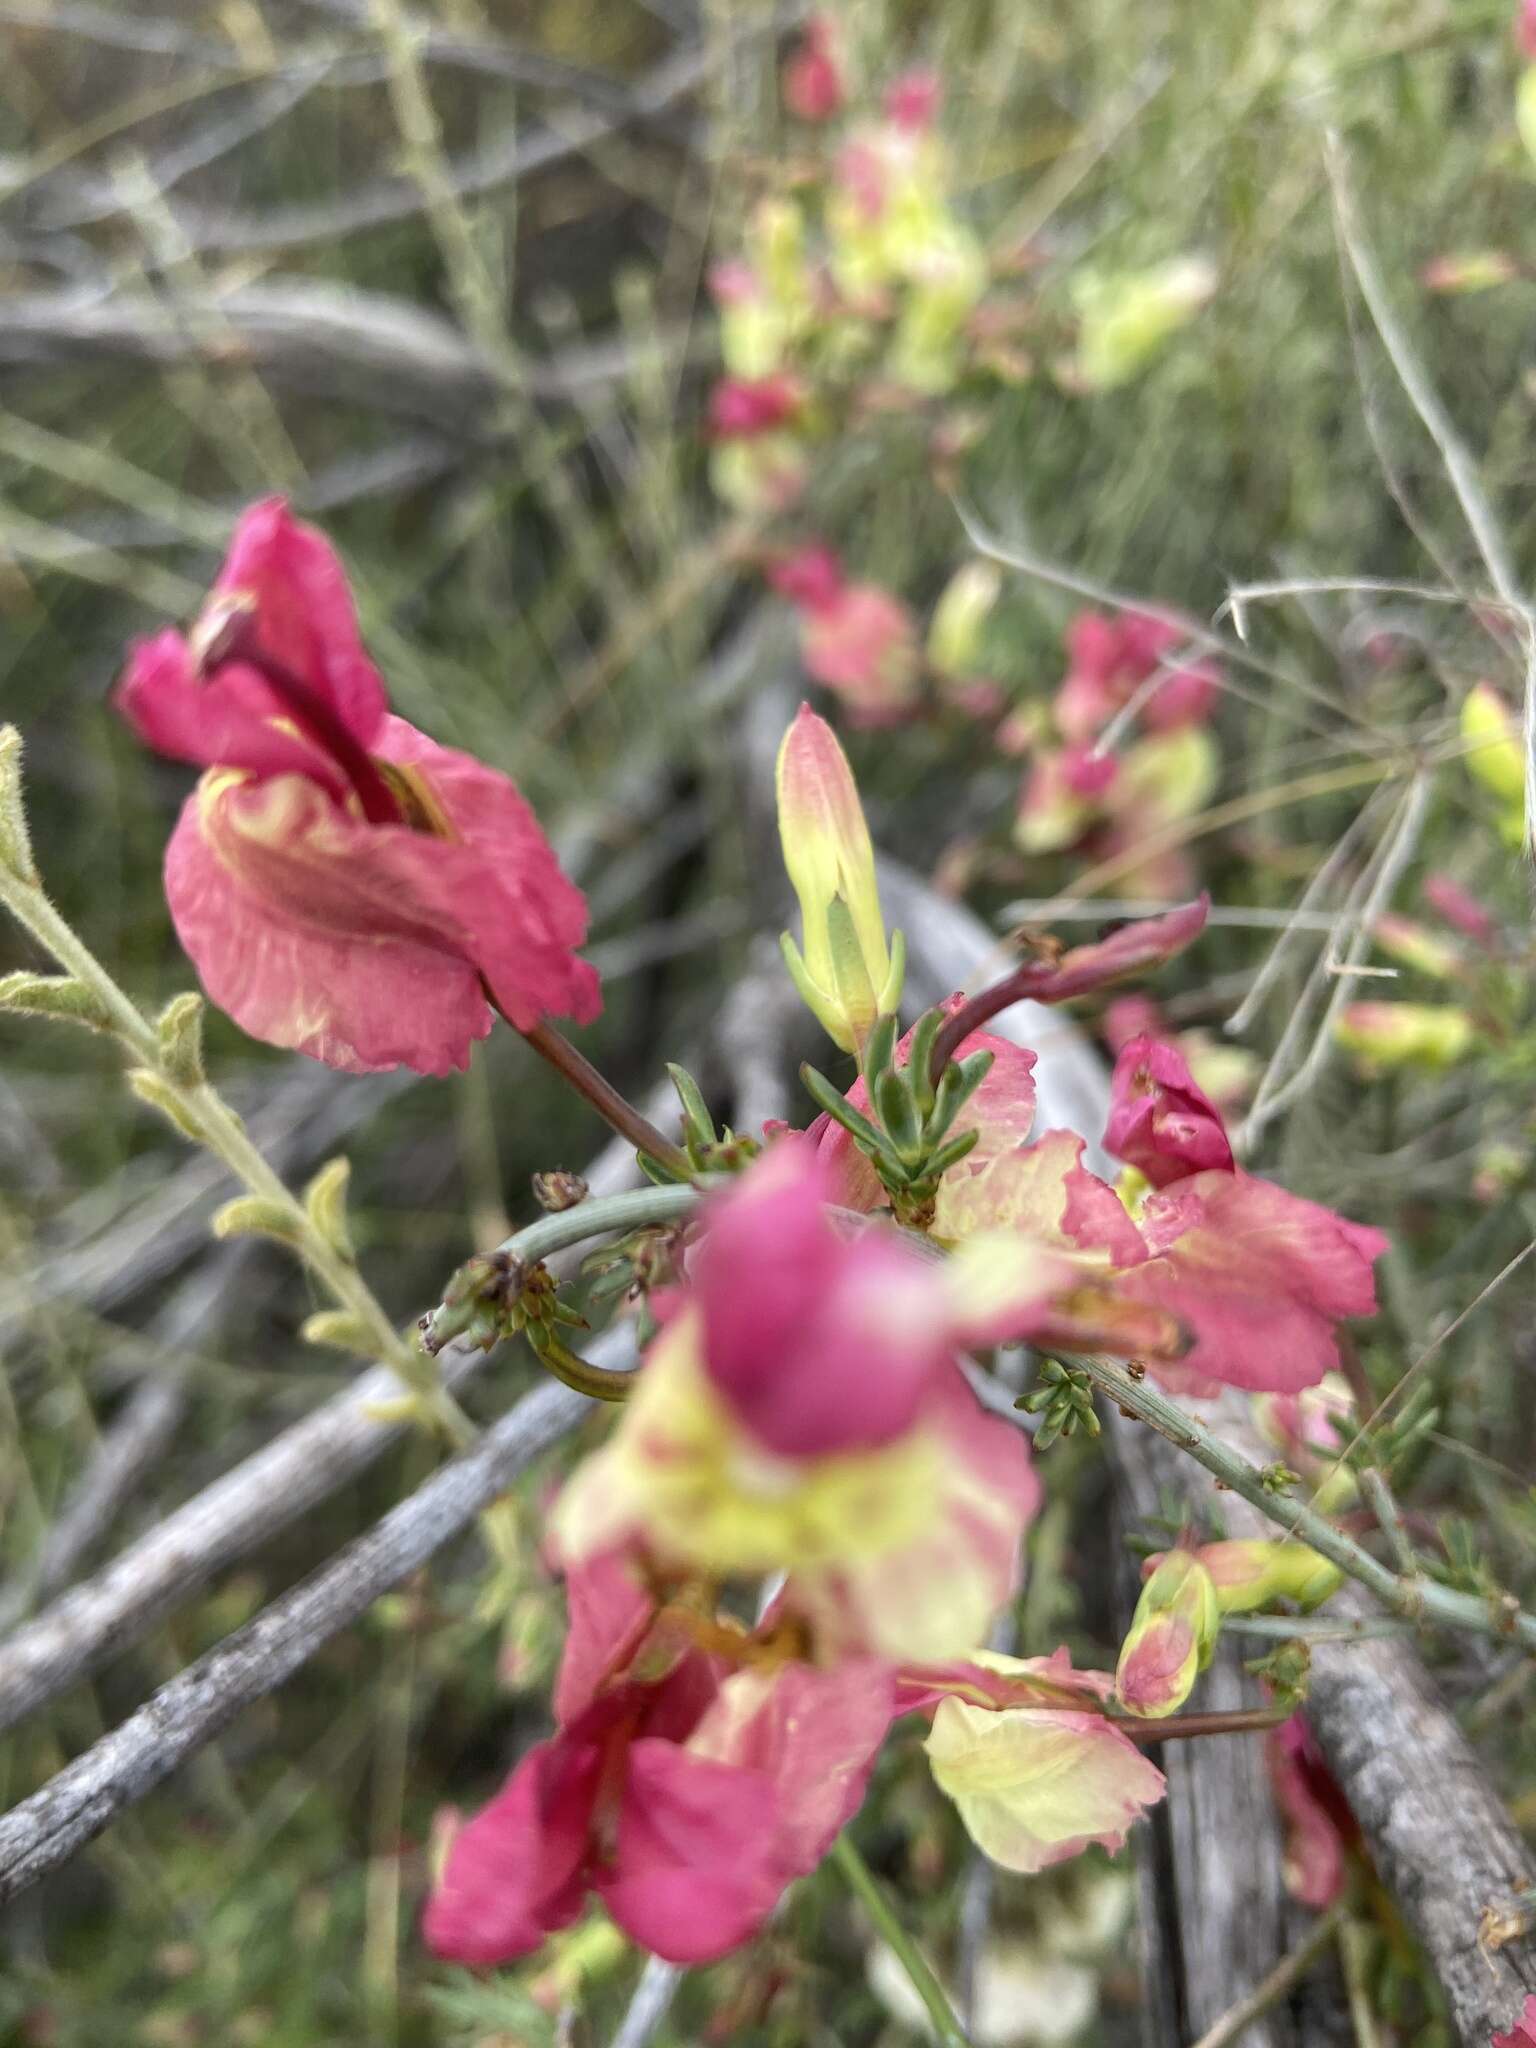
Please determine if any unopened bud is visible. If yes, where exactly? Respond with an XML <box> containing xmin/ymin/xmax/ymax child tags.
<box><xmin>1372</xmin><ymin>914</ymin><xmax>1462</xmax><ymax>982</ymax></box>
<box><xmin>1115</xmin><ymin>1550</ymin><xmax>1219</xmax><ymax>1718</ymax></box>
<box><xmin>0</xmin><ymin>725</ymin><xmax>37</xmax><ymax>883</ymax></box>
<box><xmin>1334</xmin><ymin>1001</ymin><xmax>1475</xmax><ymax>1071</ymax></box>
<box><xmin>927</xmin><ymin>562</ymin><xmax>1002</xmax><ymax>679</ymax></box>
<box><xmin>776</xmin><ymin>703</ymin><xmax>904</xmax><ymax>1052</ymax></box>
<box><xmin>1071</xmin><ymin>255</ymin><xmax>1216</xmax><ymax>391</ymax></box>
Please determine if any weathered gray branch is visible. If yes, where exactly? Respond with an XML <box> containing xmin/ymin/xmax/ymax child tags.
<box><xmin>0</xmin><ymin>1102</ymin><xmax>660</xmax><ymax>1734</ymax></box>
<box><xmin>0</xmin><ymin>281</ymin><xmax>702</xmax><ymax>435</ymax></box>
<box><xmin>0</xmin><ymin>1376</ymin><xmax>588</xmax><ymax>1903</ymax></box>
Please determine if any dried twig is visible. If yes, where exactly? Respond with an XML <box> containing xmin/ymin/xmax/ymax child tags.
<box><xmin>0</xmin><ymin>1377</ymin><xmax>589</xmax><ymax>1904</ymax></box>
<box><xmin>0</xmin><ymin>1103</ymin><xmax>663</xmax><ymax>1735</ymax></box>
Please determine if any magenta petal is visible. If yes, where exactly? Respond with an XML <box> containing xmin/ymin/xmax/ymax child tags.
<box><xmin>694</xmin><ymin>1143</ymin><xmax>953</xmax><ymax>1456</ymax></box>
<box><xmin>599</xmin><ymin>1741</ymin><xmax>784</xmax><ymax>1963</ymax></box>
<box><xmin>216</xmin><ymin>498</ymin><xmax>388</xmax><ymax>745</ymax></box>
<box><xmin>374</xmin><ymin>718</ymin><xmax>600</xmax><ymax>1031</ymax></box>
<box><xmin>423</xmin><ymin>1733</ymin><xmax>600</xmax><ymax>1966</ymax></box>
<box><xmin>115</xmin><ymin>631</ymin><xmax>351</xmax><ymax>797</ymax></box>
<box><xmin>1106</xmin><ymin>1034</ymin><xmax>1233</xmax><ymax>1186</ymax></box>
<box><xmin>691</xmin><ymin>1660</ymin><xmax>893</xmax><ymax>1873</ymax></box>
<box><xmin>165</xmin><ymin>782</ymin><xmax>495</xmax><ymax>1074</ymax></box>
<box><xmin>553</xmin><ymin>1549</ymin><xmax>658</xmax><ymax>1726</ymax></box>
<box><xmin>165</xmin><ymin>719</ymin><xmax>599</xmax><ymax>1073</ymax></box>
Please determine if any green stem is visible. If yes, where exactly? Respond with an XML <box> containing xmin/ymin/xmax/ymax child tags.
<box><xmin>0</xmin><ymin>852</ymin><xmax>471</xmax><ymax>1445</ymax></box>
<box><xmin>1070</xmin><ymin>1353</ymin><xmax>1536</xmax><ymax>1654</ymax></box>
<box><xmin>832</xmin><ymin>1835</ymin><xmax>972</xmax><ymax>2048</ymax></box>
<box><xmin>420</xmin><ymin>1183</ymin><xmax>702</xmax><ymax>1353</ymax></box>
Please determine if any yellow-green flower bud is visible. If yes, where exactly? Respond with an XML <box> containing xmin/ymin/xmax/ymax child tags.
<box><xmin>776</xmin><ymin>703</ymin><xmax>904</xmax><ymax>1054</ymax></box>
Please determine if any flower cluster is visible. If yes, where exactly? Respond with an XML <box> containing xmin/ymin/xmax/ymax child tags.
<box><xmin>1005</xmin><ymin>607</ymin><xmax>1223</xmax><ymax>898</ymax></box>
<box><xmin>705</xmin><ymin>25</ymin><xmax>1214</xmax><ymax>727</ymax></box>
<box><xmin>112</xmin><ymin>518</ymin><xmax>1387</xmax><ymax>1980</ymax></box>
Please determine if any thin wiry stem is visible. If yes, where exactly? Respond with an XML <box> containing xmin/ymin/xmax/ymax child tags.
<box><xmin>1069</xmin><ymin>1352</ymin><xmax>1536</xmax><ymax>1654</ymax></box>
<box><xmin>1326</xmin><ymin>128</ymin><xmax>1536</xmax><ymax>853</ymax></box>
<box><xmin>832</xmin><ymin>1835</ymin><xmax>972</xmax><ymax>2048</ymax></box>
<box><xmin>1237</xmin><ymin>771</ymin><xmax>1430</xmax><ymax>1150</ymax></box>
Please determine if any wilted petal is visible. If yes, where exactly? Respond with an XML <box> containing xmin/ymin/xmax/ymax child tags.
<box><xmin>1106</xmin><ymin>1035</ymin><xmax>1233</xmax><ymax>1186</ymax></box>
<box><xmin>937</xmin><ymin>1128</ymin><xmax>1146</xmax><ymax>1266</ymax></box>
<box><xmin>1266</xmin><ymin>1715</ymin><xmax>1352</xmax><ymax>1911</ymax></box>
<box><xmin>687</xmin><ymin>1659</ymin><xmax>893</xmax><ymax>1872</ymax></box>
<box><xmin>423</xmin><ymin>1729</ymin><xmax>602</xmax><ymax>1965</ymax></box>
<box><xmin>600</xmin><ymin>1740</ymin><xmax>785</xmax><ymax>1963</ymax></box>
<box><xmin>925</xmin><ymin>1697</ymin><xmax>1165</xmax><ymax>1873</ymax></box>
<box><xmin>165</xmin><ymin>777</ymin><xmax>496</xmax><ymax>1075</ymax></box>
<box><xmin>164</xmin><ymin>717</ymin><xmax>598</xmax><ymax>1074</ymax></box>
<box><xmin>1118</xmin><ymin>1170</ymin><xmax>1388</xmax><ymax>1396</ymax></box>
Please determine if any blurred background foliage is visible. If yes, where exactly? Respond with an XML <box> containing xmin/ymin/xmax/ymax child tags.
<box><xmin>1</xmin><ymin>0</ymin><xmax>1534</xmax><ymax>2041</ymax></box>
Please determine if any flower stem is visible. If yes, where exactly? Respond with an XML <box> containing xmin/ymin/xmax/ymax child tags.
<box><xmin>832</xmin><ymin>1835</ymin><xmax>972</xmax><ymax>2048</ymax></box>
<box><xmin>0</xmin><ymin>846</ymin><xmax>471</xmax><ymax>1445</ymax></box>
<box><xmin>1112</xmin><ymin>1705</ymin><xmax>1291</xmax><ymax>1745</ymax></box>
<box><xmin>518</xmin><ymin>1017</ymin><xmax>693</xmax><ymax>1179</ymax></box>
<box><xmin>1069</xmin><ymin>1352</ymin><xmax>1536</xmax><ymax>1654</ymax></box>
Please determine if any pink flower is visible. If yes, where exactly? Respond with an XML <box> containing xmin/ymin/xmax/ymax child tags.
<box><xmin>770</xmin><ymin>547</ymin><xmax>921</xmax><ymax>722</ymax></box>
<box><xmin>691</xmin><ymin>1139</ymin><xmax>965</xmax><ymax>1456</ymax></box>
<box><xmin>1518</xmin><ymin>0</ymin><xmax>1536</xmax><ymax>62</ymax></box>
<box><xmin>885</xmin><ymin>68</ymin><xmax>942</xmax><ymax>131</ymax></box>
<box><xmin>708</xmin><ymin>373</ymin><xmax>804</xmax><ymax>439</ymax></box>
<box><xmin>1422</xmin><ymin>871</ymin><xmax>1498</xmax><ymax>946</ymax></box>
<box><xmin>553</xmin><ymin>1142</ymin><xmax>1053</xmax><ymax>1663</ymax></box>
<box><xmin>1494</xmin><ymin>1996</ymin><xmax>1536</xmax><ymax>2048</ymax></box>
<box><xmin>1107</xmin><ymin>1035</ymin><xmax>1233</xmax><ymax>1185</ymax></box>
<box><xmin>1266</xmin><ymin>1714</ymin><xmax>1353</xmax><ymax>1910</ymax></box>
<box><xmin>116</xmin><ymin>500</ymin><xmax>598</xmax><ymax>1074</ymax></box>
<box><xmin>1055</xmin><ymin>608</ymin><xmax>1218</xmax><ymax>743</ymax></box>
<box><xmin>426</xmin><ymin>1552</ymin><xmax>891</xmax><ymax>1966</ymax></box>
<box><xmin>782</xmin><ymin>15</ymin><xmax>846</xmax><ymax>121</ymax></box>
<box><xmin>1105</xmin><ymin>1040</ymin><xmax>1388</xmax><ymax>1396</ymax></box>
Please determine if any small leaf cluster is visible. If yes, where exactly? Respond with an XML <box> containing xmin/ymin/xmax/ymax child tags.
<box><xmin>801</xmin><ymin>1005</ymin><xmax>993</xmax><ymax>1227</ymax></box>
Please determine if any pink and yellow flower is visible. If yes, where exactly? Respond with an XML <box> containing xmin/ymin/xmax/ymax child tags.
<box><xmin>1106</xmin><ymin>1037</ymin><xmax>1389</xmax><ymax>1396</ymax></box>
<box><xmin>776</xmin><ymin>702</ymin><xmax>904</xmax><ymax>1055</ymax></box>
<box><xmin>425</xmin><ymin>1550</ymin><xmax>891</xmax><ymax>1966</ymax></box>
<box><xmin>116</xmin><ymin>500</ymin><xmax>598</xmax><ymax>1075</ymax></box>
<box><xmin>899</xmin><ymin>1648</ymin><xmax>1166</xmax><ymax>1872</ymax></box>
<box><xmin>553</xmin><ymin>1141</ymin><xmax>1056</xmax><ymax>1663</ymax></box>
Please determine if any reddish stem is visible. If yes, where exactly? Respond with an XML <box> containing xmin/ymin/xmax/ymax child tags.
<box><xmin>1111</xmin><ymin>1704</ymin><xmax>1292</xmax><ymax>1746</ymax></box>
<box><xmin>519</xmin><ymin>1017</ymin><xmax>693</xmax><ymax>1179</ymax></box>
